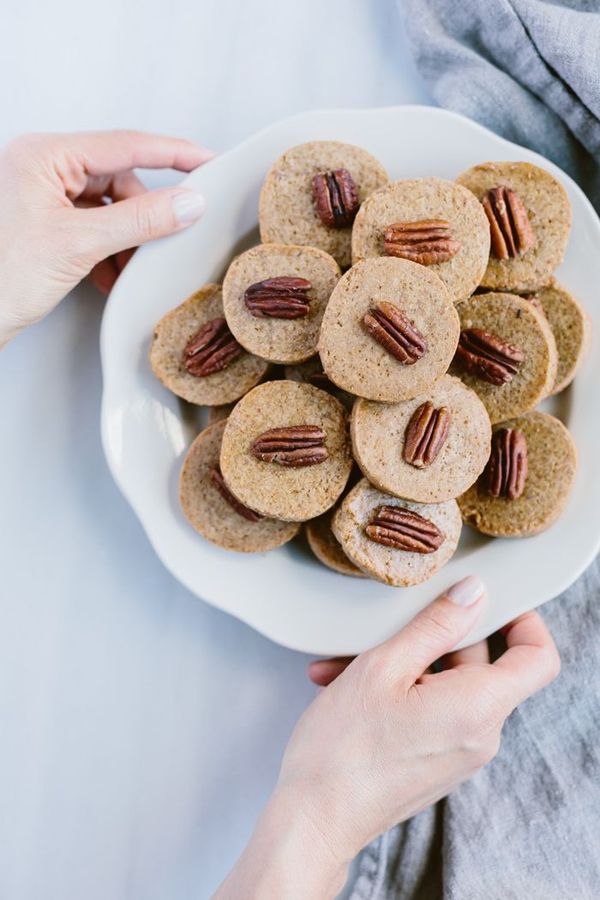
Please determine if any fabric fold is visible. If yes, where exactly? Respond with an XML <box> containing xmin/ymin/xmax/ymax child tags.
<box><xmin>402</xmin><ymin>0</ymin><xmax>600</xmax><ymax>208</ymax></box>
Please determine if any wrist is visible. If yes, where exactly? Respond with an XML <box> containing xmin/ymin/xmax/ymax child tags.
<box><xmin>214</xmin><ymin>785</ymin><xmax>350</xmax><ymax>899</ymax></box>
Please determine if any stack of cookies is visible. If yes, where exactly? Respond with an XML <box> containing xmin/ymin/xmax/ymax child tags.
<box><xmin>150</xmin><ymin>143</ymin><xmax>588</xmax><ymax>588</ymax></box>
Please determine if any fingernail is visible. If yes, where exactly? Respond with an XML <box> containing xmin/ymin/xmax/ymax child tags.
<box><xmin>172</xmin><ymin>190</ymin><xmax>206</xmax><ymax>225</ymax></box>
<box><xmin>447</xmin><ymin>575</ymin><xmax>485</xmax><ymax>607</ymax></box>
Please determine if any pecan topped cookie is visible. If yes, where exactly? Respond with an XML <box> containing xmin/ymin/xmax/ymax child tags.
<box><xmin>351</xmin><ymin>178</ymin><xmax>490</xmax><ymax>303</ymax></box>
<box><xmin>179</xmin><ymin>419</ymin><xmax>300</xmax><ymax>552</ymax></box>
<box><xmin>332</xmin><ymin>478</ymin><xmax>462</xmax><ymax>586</ymax></box>
<box><xmin>351</xmin><ymin>374</ymin><xmax>492</xmax><ymax>503</ymax></box>
<box><xmin>456</xmin><ymin>161</ymin><xmax>571</xmax><ymax>291</ymax></box>
<box><xmin>150</xmin><ymin>284</ymin><xmax>270</xmax><ymax>406</ymax></box>
<box><xmin>259</xmin><ymin>141</ymin><xmax>389</xmax><ymax>268</ymax></box>
<box><xmin>222</xmin><ymin>244</ymin><xmax>341</xmax><ymax>364</ymax></box>
<box><xmin>451</xmin><ymin>292</ymin><xmax>557</xmax><ymax>423</ymax></box>
<box><xmin>220</xmin><ymin>380</ymin><xmax>352</xmax><ymax>521</ymax></box>
<box><xmin>318</xmin><ymin>257</ymin><xmax>460</xmax><ymax>402</ymax></box>
<box><xmin>458</xmin><ymin>412</ymin><xmax>577</xmax><ymax>537</ymax></box>
<box><xmin>521</xmin><ymin>282</ymin><xmax>591</xmax><ymax>395</ymax></box>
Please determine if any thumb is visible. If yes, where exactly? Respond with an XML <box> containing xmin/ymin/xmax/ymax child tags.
<box><xmin>380</xmin><ymin>576</ymin><xmax>486</xmax><ymax>682</ymax></box>
<box><xmin>77</xmin><ymin>187</ymin><xmax>206</xmax><ymax>260</ymax></box>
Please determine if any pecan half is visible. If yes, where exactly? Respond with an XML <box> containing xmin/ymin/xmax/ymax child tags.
<box><xmin>403</xmin><ymin>401</ymin><xmax>451</xmax><ymax>468</ymax></box>
<box><xmin>210</xmin><ymin>467</ymin><xmax>263</xmax><ymax>521</ymax></box>
<box><xmin>454</xmin><ymin>327</ymin><xmax>524</xmax><ymax>386</ymax></box>
<box><xmin>484</xmin><ymin>428</ymin><xmax>528</xmax><ymax>500</ymax></box>
<box><xmin>182</xmin><ymin>317</ymin><xmax>243</xmax><ymax>377</ymax></box>
<box><xmin>363</xmin><ymin>301</ymin><xmax>427</xmax><ymax>365</ymax></box>
<box><xmin>244</xmin><ymin>276</ymin><xmax>312</xmax><ymax>319</ymax></box>
<box><xmin>312</xmin><ymin>169</ymin><xmax>359</xmax><ymax>229</ymax></box>
<box><xmin>251</xmin><ymin>425</ymin><xmax>328</xmax><ymax>467</ymax></box>
<box><xmin>482</xmin><ymin>187</ymin><xmax>535</xmax><ymax>259</ymax></box>
<box><xmin>366</xmin><ymin>506</ymin><xmax>444</xmax><ymax>554</ymax></box>
<box><xmin>383</xmin><ymin>220</ymin><xmax>462</xmax><ymax>265</ymax></box>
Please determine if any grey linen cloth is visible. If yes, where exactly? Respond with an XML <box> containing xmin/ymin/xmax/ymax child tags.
<box><xmin>349</xmin><ymin>2</ymin><xmax>600</xmax><ymax>897</ymax></box>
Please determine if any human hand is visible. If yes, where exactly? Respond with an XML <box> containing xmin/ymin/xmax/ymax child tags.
<box><xmin>215</xmin><ymin>577</ymin><xmax>559</xmax><ymax>899</ymax></box>
<box><xmin>0</xmin><ymin>130</ymin><xmax>212</xmax><ymax>346</ymax></box>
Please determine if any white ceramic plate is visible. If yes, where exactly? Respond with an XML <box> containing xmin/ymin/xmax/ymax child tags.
<box><xmin>101</xmin><ymin>105</ymin><xmax>600</xmax><ymax>656</ymax></box>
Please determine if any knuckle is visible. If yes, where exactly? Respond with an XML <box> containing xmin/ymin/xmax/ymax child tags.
<box><xmin>469</xmin><ymin>732</ymin><xmax>501</xmax><ymax>769</ymax></box>
<box><xmin>358</xmin><ymin>650</ymin><xmax>399</xmax><ymax>699</ymax></box>
<box><xmin>133</xmin><ymin>200</ymin><xmax>162</xmax><ymax>241</ymax></box>
<box><xmin>2</xmin><ymin>133</ymin><xmax>38</xmax><ymax>166</ymax></box>
<box><xmin>541</xmin><ymin>644</ymin><xmax>561</xmax><ymax>684</ymax></box>
<box><xmin>4</xmin><ymin>133</ymin><xmax>34</xmax><ymax>153</ymax></box>
<box><xmin>413</xmin><ymin>607</ymin><xmax>457</xmax><ymax>649</ymax></box>
<box><xmin>2</xmin><ymin>133</ymin><xmax>61</xmax><ymax>181</ymax></box>
<box><xmin>458</xmin><ymin>690</ymin><xmax>505</xmax><ymax>758</ymax></box>
<box><xmin>58</xmin><ymin>214</ymin><xmax>102</xmax><ymax>270</ymax></box>
<box><xmin>473</xmin><ymin>690</ymin><xmax>505</xmax><ymax>732</ymax></box>
<box><xmin>360</xmin><ymin>650</ymin><xmax>393</xmax><ymax>685</ymax></box>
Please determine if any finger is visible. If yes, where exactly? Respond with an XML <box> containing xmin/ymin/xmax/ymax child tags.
<box><xmin>78</xmin><ymin>170</ymin><xmax>148</xmax><ymax>203</ymax></box>
<box><xmin>88</xmin><ymin>257</ymin><xmax>119</xmax><ymax>295</ymax></box>
<box><xmin>108</xmin><ymin>170</ymin><xmax>147</xmax><ymax>202</ymax></box>
<box><xmin>65</xmin><ymin>130</ymin><xmax>214</xmax><ymax>176</ymax></box>
<box><xmin>74</xmin><ymin>187</ymin><xmax>206</xmax><ymax>260</ymax></box>
<box><xmin>378</xmin><ymin>576</ymin><xmax>486</xmax><ymax>682</ymax></box>
<box><xmin>440</xmin><ymin>638</ymin><xmax>490</xmax><ymax>670</ymax></box>
<box><xmin>308</xmin><ymin>657</ymin><xmax>354</xmax><ymax>687</ymax></box>
<box><xmin>490</xmin><ymin>610</ymin><xmax>560</xmax><ymax>709</ymax></box>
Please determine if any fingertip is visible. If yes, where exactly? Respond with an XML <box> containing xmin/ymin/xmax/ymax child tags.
<box><xmin>491</xmin><ymin>609</ymin><xmax>560</xmax><ymax>706</ymax></box>
<box><xmin>307</xmin><ymin>661</ymin><xmax>333</xmax><ymax>687</ymax></box>
<box><xmin>307</xmin><ymin>661</ymin><xmax>328</xmax><ymax>686</ymax></box>
<box><xmin>172</xmin><ymin>189</ymin><xmax>206</xmax><ymax>226</ymax></box>
<box><xmin>307</xmin><ymin>657</ymin><xmax>353</xmax><ymax>687</ymax></box>
<box><xmin>502</xmin><ymin>609</ymin><xmax>540</xmax><ymax>634</ymax></box>
<box><xmin>172</xmin><ymin>140</ymin><xmax>216</xmax><ymax>171</ymax></box>
<box><xmin>307</xmin><ymin>659</ymin><xmax>336</xmax><ymax>684</ymax></box>
<box><xmin>192</xmin><ymin>145</ymin><xmax>216</xmax><ymax>163</ymax></box>
<box><xmin>445</xmin><ymin>575</ymin><xmax>486</xmax><ymax>608</ymax></box>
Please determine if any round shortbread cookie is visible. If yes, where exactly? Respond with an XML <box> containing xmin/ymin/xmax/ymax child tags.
<box><xmin>220</xmin><ymin>380</ymin><xmax>352</xmax><ymax>522</ymax></box>
<box><xmin>458</xmin><ymin>412</ymin><xmax>577</xmax><ymax>537</ymax></box>
<box><xmin>456</xmin><ymin>161</ymin><xmax>571</xmax><ymax>291</ymax></box>
<box><xmin>523</xmin><ymin>282</ymin><xmax>591</xmax><ymax>395</ymax></box>
<box><xmin>332</xmin><ymin>478</ymin><xmax>462</xmax><ymax>587</ymax></box>
<box><xmin>351</xmin><ymin>177</ymin><xmax>490</xmax><ymax>303</ymax></box>
<box><xmin>451</xmin><ymin>292</ymin><xmax>557</xmax><ymax>424</ymax></box>
<box><xmin>222</xmin><ymin>244</ymin><xmax>341</xmax><ymax>364</ymax></box>
<box><xmin>150</xmin><ymin>284</ymin><xmax>269</xmax><ymax>406</ymax></box>
<box><xmin>259</xmin><ymin>140</ymin><xmax>389</xmax><ymax>268</ymax></box>
<box><xmin>318</xmin><ymin>257</ymin><xmax>460</xmax><ymax>402</ymax></box>
<box><xmin>305</xmin><ymin>508</ymin><xmax>368</xmax><ymax>578</ymax></box>
<box><xmin>179</xmin><ymin>420</ymin><xmax>300</xmax><ymax>552</ymax></box>
<box><xmin>351</xmin><ymin>375</ymin><xmax>491</xmax><ymax>503</ymax></box>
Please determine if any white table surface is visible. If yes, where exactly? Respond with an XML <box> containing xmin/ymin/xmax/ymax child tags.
<box><xmin>0</xmin><ymin>3</ymin><xmax>431</xmax><ymax>897</ymax></box>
